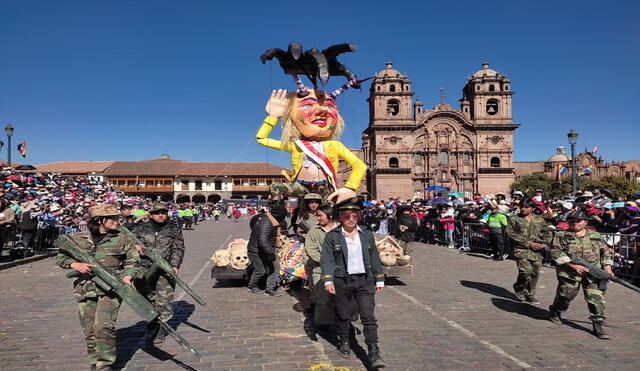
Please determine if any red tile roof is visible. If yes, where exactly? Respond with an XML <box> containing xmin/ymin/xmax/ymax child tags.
<box><xmin>34</xmin><ymin>161</ymin><xmax>114</xmax><ymax>173</ymax></box>
<box><xmin>103</xmin><ymin>160</ymin><xmax>285</xmax><ymax>177</ymax></box>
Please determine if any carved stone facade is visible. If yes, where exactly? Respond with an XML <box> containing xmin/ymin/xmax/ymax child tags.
<box><xmin>363</xmin><ymin>62</ymin><xmax>520</xmax><ymax>200</ymax></box>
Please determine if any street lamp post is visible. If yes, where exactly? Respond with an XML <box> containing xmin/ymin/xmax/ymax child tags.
<box><xmin>4</xmin><ymin>124</ymin><xmax>14</xmax><ymax>168</ymax></box>
<box><xmin>567</xmin><ymin>129</ymin><xmax>579</xmax><ymax>194</ymax></box>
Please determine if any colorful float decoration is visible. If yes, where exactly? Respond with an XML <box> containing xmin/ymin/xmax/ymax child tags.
<box><xmin>257</xmin><ymin>42</ymin><xmax>369</xmax><ymax>203</ymax></box>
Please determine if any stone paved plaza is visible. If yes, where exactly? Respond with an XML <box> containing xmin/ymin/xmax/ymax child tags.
<box><xmin>1</xmin><ymin>217</ymin><xmax>639</xmax><ymax>370</ymax></box>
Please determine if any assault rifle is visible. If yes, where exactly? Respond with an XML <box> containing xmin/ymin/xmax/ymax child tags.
<box><xmin>140</xmin><ymin>247</ymin><xmax>206</xmax><ymax>307</ymax></box>
<box><xmin>55</xmin><ymin>234</ymin><xmax>202</xmax><ymax>359</ymax></box>
<box><xmin>570</xmin><ymin>257</ymin><xmax>640</xmax><ymax>294</ymax></box>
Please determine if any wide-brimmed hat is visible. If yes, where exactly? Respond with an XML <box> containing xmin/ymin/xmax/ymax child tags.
<box><xmin>49</xmin><ymin>204</ymin><xmax>62</xmax><ymax>212</ymax></box>
<box><xmin>88</xmin><ymin>204</ymin><xmax>120</xmax><ymax>218</ymax></box>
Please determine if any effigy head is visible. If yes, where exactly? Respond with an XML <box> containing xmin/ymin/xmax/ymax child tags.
<box><xmin>281</xmin><ymin>89</ymin><xmax>344</xmax><ymax>143</ymax></box>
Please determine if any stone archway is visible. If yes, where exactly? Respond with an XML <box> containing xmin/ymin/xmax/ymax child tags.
<box><xmin>192</xmin><ymin>194</ymin><xmax>206</xmax><ymax>204</ymax></box>
<box><xmin>207</xmin><ymin>194</ymin><xmax>222</xmax><ymax>204</ymax></box>
<box><xmin>176</xmin><ymin>194</ymin><xmax>190</xmax><ymax>204</ymax></box>
<box><xmin>160</xmin><ymin>193</ymin><xmax>174</xmax><ymax>202</ymax></box>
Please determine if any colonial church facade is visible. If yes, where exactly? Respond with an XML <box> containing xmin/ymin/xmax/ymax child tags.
<box><xmin>362</xmin><ymin>62</ymin><xmax>520</xmax><ymax>200</ymax></box>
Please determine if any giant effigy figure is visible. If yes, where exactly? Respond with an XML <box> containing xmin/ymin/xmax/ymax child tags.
<box><xmin>256</xmin><ymin>42</ymin><xmax>367</xmax><ymax>203</ymax></box>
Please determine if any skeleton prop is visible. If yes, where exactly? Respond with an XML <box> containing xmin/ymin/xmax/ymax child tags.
<box><xmin>375</xmin><ymin>236</ymin><xmax>412</xmax><ymax>267</ymax></box>
<box><xmin>257</xmin><ymin>42</ymin><xmax>369</xmax><ymax>203</ymax></box>
<box><xmin>210</xmin><ymin>239</ymin><xmax>250</xmax><ymax>270</ymax></box>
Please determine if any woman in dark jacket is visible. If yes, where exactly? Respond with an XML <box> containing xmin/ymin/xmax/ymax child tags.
<box><xmin>394</xmin><ymin>205</ymin><xmax>418</xmax><ymax>255</ymax></box>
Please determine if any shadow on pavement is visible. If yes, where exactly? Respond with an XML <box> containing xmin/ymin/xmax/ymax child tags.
<box><xmin>490</xmin><ymin>298</ymin><xmax>550</xmax><ymax>320</ymax></box>
<box><xmin>385</xmin><ymin>276</ymin><xmax>407</xmax><ymax>286</ymax></box>
<box><xmin>115</xmin><ymin>300</ymin><xmax>203</xmax><ymax>370</ymax></box>
<box><xmin>460</xmin><ymin>280</ymin><xmax>519</xmax><ymax>301</ymax></box>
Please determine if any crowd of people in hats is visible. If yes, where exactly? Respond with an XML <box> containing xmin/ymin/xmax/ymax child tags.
<box><xmin>355</xmin><ymin>188</ymin><xmax>640</xmax><ymax>258</ymax></box>
<box><xmin>0</xmin><ymin>170</ymin><xmax>224</xmax><ymax>261</ymax></box>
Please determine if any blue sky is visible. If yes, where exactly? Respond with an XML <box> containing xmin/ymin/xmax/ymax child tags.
<box><xmin>1</xmin><ymin>0</ymin><xmax>638</xmax><ymax>168</ymax></box>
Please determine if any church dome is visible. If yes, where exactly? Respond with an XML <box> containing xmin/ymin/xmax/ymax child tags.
<box><xmin>548</xmin><ymin>146</ymin><xmax>571</xmax><ymax>162</ymax></box>
<box><xmin>470</xmin><ymin>62</ymin><xmax>507</xmax><ymax>80</ymax></box>
<box><xmin>376</xmin><ymin>62</ymin><xmax>407</xmax><ymax>79</ymax></box>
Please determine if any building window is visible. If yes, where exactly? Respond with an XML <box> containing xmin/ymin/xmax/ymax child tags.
<box><xmin>504</xmin><ymin>85</ymin><xmax>509</xmax><ymax>90</ymax></box>
<box><xmin>489</xmin><ymin>84</ymin><xmax>495</xmax><ymax>92</ymax></box>
<box><xmin>389</xmin><ymin>84</ymin><xmax>396</xmax><ymax>92</ymax></box>
<box><xmin>491</xmin><ymin>157</ymin><xmax>501</xmax><ymax>167</ymax></box>
<box><xmin>258</xmin><ymin>179</ymin><xmax>265</xmax><ymax>186</ymax></box>
<box><xmin>242</xmin><ymin>179</ymin><xmax>249</xmax><ymax>186</ymax></box>
<box><xmin>463</xmin><ymin>153</ymin><xmax>471</xmax><ymax>164</ymax></box>
<box><xmin>127</xmin><ymin>180</ymin><xmax>136</xmax><ymax>187</ymax></box>
<box><xmin>439</xmin><ymin>151</ymin><xmax>449</xmax><ymax>165</ymax></box>
<box><xmin>195</xmin><ymin>180</ymin><xmax>203</xmax><ymax>190</ymax></box>
<box><xmin>215</xmin><ymin>180</ymin><xmax>222</xmax><ymax>190</ymax></box>
<box><xmin>249</xmin><ymin>179</ymin><xmax>257</xmax><ymax>186</ymax></box>
<box><xmin>377</xmin><ymin>86</ymin><xmax>380</xmax><ymax>91</ymax></box>
<box><xmin>476</xmin><ymin>85</ymin><xmax>480</xmax><ymax>91</ymax></box>
<box><xmin>405</xmin><ymin>85</ymin><xmax>410</xmax><ymax>91</ymax></box>
<box><xmin>266</xmin><ymin>179</ymin><xmax>273</xmax><ymax>185</ymax></box>
<box><xmin>164</xmin><ymin>179</ymin><xmax>173</xmax><ymax>186</ymax></box>
<box><xmin>389</xmin><ymin>157</ymin><xmax>399</xmax><ymax>168</ymax></box>
<box><xmin>117</xmin><ymin>180</ymin><xmax>125</xmax><ymax>186</ymax></box>
<box><xmin>234</xmin><ymin>179</ymin><xmax>241</xmax><ymax>186</ymax></box>
<box><xmin>486</xmin><ymin>99</ymin><xmax>499</xmax><ymax>115</ymax></box>
<box><xmin>387</xmin><ymin>99</ymin><xmax>400</xmax><ymax>116</ymax></box>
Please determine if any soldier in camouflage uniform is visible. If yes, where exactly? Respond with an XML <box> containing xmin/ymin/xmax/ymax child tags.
<box><xmin>505</xmin><ymin>198</ymin><xmax>549</xmax><ymax>304</ymax></box>
<box><xmin>133</xmin><ymin>202</ymin><xmax>185</xmax><ymax>344</ymax></box>
<box><xmin>55</xmin><ymin>204</ymin><xmax>140</xmax><ymax>371</ymax></box>
<box><xmin>549</xmin><ymin>209</ymin><xmax>613</xmax><ymax>339</ymax></box>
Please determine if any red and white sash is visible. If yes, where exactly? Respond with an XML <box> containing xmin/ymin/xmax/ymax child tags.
<box><xmin>294</xmin><ymin>140</ymin><xmax>339</xmax><ymax>188</ymax></box>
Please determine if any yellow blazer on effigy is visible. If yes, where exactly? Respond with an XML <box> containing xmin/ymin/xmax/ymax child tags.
<box><xmin>256</xmin><ymin>116</ymin><xmax>367</xmax><ymax>190</ymax></box>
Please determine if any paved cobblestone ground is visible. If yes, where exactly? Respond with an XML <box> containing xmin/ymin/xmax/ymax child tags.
<box><xmin>1</xmin><ymin>218</ymin><xmax>639</xmax><ymax>370</ymax></box>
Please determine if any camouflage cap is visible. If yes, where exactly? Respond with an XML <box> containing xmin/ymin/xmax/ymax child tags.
<box><xmin>150</xmin><ymin>202</ymin><xmax>169</xmax><ymax>213</ymax></box>
<box><xmin>88</xmin><ymin>204</ymin><xmax>120</xmax><ymax>218</ymax></box>
<box><xmin>304</xmin><ymin>193</ymin><xmax>322</xmax><ymax>201</ymax></box>
<box><xmin>567</xmin><ymin>209</ymin><xmax>590</xmax><ymax>221</ymax></box>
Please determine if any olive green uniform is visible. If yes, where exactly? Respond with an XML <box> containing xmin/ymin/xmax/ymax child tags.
<box><xmin>133</xmin><ymin>219</ymin><xmax>185</xmax><ymax>322</ymax></box>
<box><xmin>55</xmin><ymin>227</ymin><xmax>140</xmax><ymax>371</ymax></box>
<box><xmin>550</xmin><ymin>230</ymin><xmax>613</xmax><ymax>321</ymax></box>
<box><xmin>505</xmin><ymin>214</ymin><xmax>548</xmax><ymax>299</ymax></box>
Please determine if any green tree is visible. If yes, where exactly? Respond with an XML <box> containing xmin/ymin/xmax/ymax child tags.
<box><xmin>581</xmin><ymin>176</ymin><xmax>640</xmax><ymax>200</ymax></box>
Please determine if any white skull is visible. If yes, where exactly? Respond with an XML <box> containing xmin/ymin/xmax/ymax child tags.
<box><xmin>229</xmin><ymin>245</ymin><xmax>250</xmax><ymax>270</ymax></box>
<box><xmin>380</xmin><ymin>251</ymin><xmax>397</xmax><ymax>266</ymax></box>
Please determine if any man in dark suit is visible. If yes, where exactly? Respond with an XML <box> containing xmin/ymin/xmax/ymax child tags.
<box><xmin>321</xmin><ymin>197</ymin><xmax>386</xmax><ymax>369</ymax></box>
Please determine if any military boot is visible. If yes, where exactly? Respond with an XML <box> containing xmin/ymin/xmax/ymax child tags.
<box><xmin>548</xmin><ymin>305</ymin><xmax>562</xmax><ymax>324</ymax></box>
<box><xmin>368</xmin><ymin>344</ymin><xmax>386</xmax><ymax>369</ymax></box>
<box><xmin>592</xmin><ymin>321</ymin><xmax>610</xmax><ymax>340</ymax></box>
<box><xmin>154</xmin><ymin>326</ymin><xmax>167</xmax><ymax>344</ymax></box>
<box><xmin>338</xmin><ymin>336</ymin><xmax>350</xmax><ymax>358</ymax></box>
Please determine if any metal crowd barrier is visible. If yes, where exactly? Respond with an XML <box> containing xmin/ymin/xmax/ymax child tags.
<box><xmin>417</xmin><ymin>219</ymin><xmax>464</xmax><ymax>247</ymax></box>
<box><xmin>600</xmin><ymin>233</ymin><xmax>639</xmax><ymax>284</ymax></box>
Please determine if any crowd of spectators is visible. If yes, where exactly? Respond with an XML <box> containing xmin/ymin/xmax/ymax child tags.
<box><xmin>0</xmin><ymin>170</ymin><xmax>222</xmax><ymax>261</ymax></box>
<box><xmin>358</xmin><ymin>188</ymin><xmax>640</xmax><ymax>269</ymax></box>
